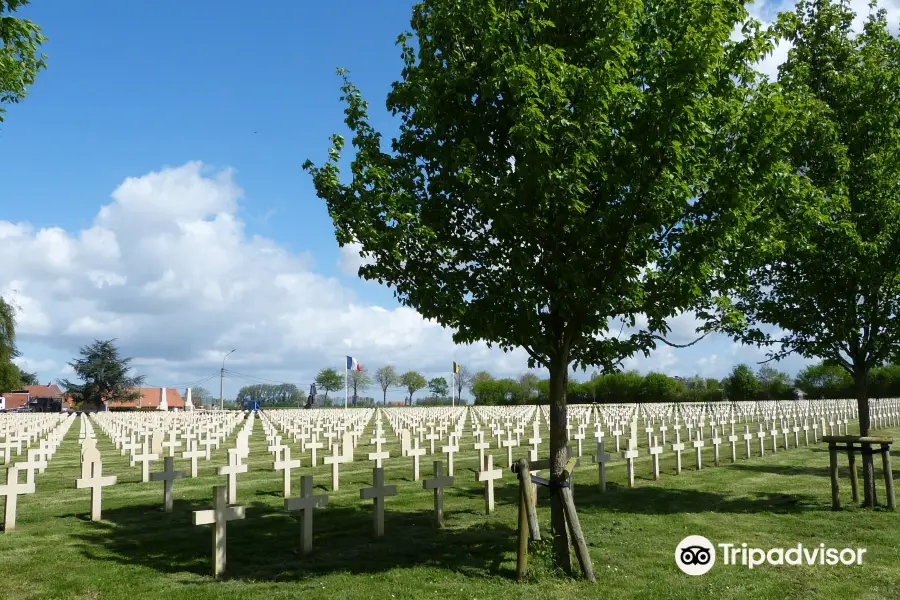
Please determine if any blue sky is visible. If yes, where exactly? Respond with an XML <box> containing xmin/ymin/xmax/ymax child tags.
<box><xmin>7</xmin><ymin>0</ymin><xmax>885</xmax><ymax>402</ymax></box>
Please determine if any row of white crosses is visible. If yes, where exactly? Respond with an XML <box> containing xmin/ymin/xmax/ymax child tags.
<box><xmin>1</xmin><ymin>413</ymin><xmax>75</xmax><ymax>531</ymax></box>
<box><xmin>576</xmin><ymin>398</ymin><xmax>888</xmax><ymax>490</ymax></box>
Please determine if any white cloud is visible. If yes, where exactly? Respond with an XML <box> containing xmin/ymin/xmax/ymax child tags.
<box><xmin>0</xmin><ymin>162</ymin><xmax>542</xmax><ymax>399</ymax></box>
<box><xmin>12</xmin><ymin>356</ymin><xmax>56</xmax><ymax>376</ymax></box>
<box><xmin>1</xmin><ymin>162</ymin><xmax>817</xmax><ymax>398</ymax></box>
<box><xmin>337</xmin><ymin>242</ymin><xmax>375</xmax><ymax>277</ymax></box>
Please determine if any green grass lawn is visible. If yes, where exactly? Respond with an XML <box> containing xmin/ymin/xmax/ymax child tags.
<box><xmin>1</xmin><ymin>412</ymin><xmax>898</xmax><ymax>600</ymax></box>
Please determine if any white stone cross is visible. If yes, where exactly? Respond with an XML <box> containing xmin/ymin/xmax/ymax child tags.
<box><xmin>671</xmin><ymin>430</ymin><xmax>685</xmax><ymax>474</ymax></box>
<box><xmin>612</xmin><ymin>425</ymin><xmax>623</xmax><ymax>453</ymax></box>
<box><xmin>649</xmin><ymin>436</ymin><xmax>663</xmax><ymax>480</ymax></box>
<box><xmin>162</xmin><ymin>430</ymin><xmax>182</xmax><ymax>457</ymax></box>
<box><xmin>423</xmin><ymin>459</ymin><xmax>454</xmax><ymax>527</ymax></box>
<box><xmin>622</xmin><ymin>438</ymin><xmax>639</xmax><ymax>487</ymax></box>
<box><xmin>132</xmin><ymin>442</ymin><xmax>159</xmax><ymax>483</ymax></box>
<box><xmin>757</xmin><ymin>424</ymin><xmax>767</xmax><ymax>457</ymax></box>
<box><xmin>367</xmin><ymin>443</ymin><xmax>390</xmax><ymax>469</ymax></box>
<box><xmin>192</xmin><ymin>485</ymin><xmax>246</xmax><ymax>577</ymax></box>
<box><xmin>742</xmin><ymin>425</ymin><xmax>753</xmax><ymax>458</ymax></box>
<box><xmin>711</xmin><ymin>428</ymin><xmax>722</xmax><ymax>467</ymax></box>
<box><xmin>692</xmin><ymin>430</ymin><xmax>705</xmax><ymax>470</ymax></box>
<box><xmin>501</xmin><ymin>434</ymin><xmax>519</xmax><ymax>468</ymax></box>
<box><xmin>306</xmin><ymin>436</ymin><xmax>324</xmax><ymax>467</ymax></box>
<box><xmin>408</xmin><ymin>437</ymin><xmax>427</xmax><ymax>481</ymax></box>
<box><xmin>150</xmin><ymin>456</ymin><xmax>187</xmax><ymax>512</ymax></box>
<box><xmin>572</xmin><ymin>430</ymin><xmax>585</xmax><ymax>458</ymax></box>
<box><xmin>360</xmin><ymin>468</ymin><xmax>397</xmax><ymax>537</ymax></box>
<box><xmin>473</xmin><ymin>439</ymin><xmax>490</xmax><ymax>470</ymax></box>
<box><xmin>217</xmin><ymin>449</ymin><xmax>248</xmax><ymax>505</ymax></box>
<box><xmin>285</xmin><ymin>475</ymin><xmax>328</xmax><ymax>555</ymax></box>
<box><xmin>274</xmin><ymin>446</ymin><xmax>303</xmax><ymax>498</ymax></box>
<box><xmin>182</xmin><ymin>439</ymin><xmax>205</xmax><ymax>478</ymax></box>
<box><xmin>440</xmin><ymin>436</ymin><xmax>460</xmax><ymax>476</ymax></box>
<box><xmin>425</xmin><ymin>428</ymin><xmax>439</xmax><ymax>455</ymax></box>
<box><xmin>75</xmin><ymin>450</ymin><xmax>118</xmax><ymax>522</ymax></box>
<box><xmin>592</xmin><ymin>440</ymin><xmax>611</xmax><ymax>492</ymax></box>
<box><xmin>477</xmin><ymin>454</ymin><xmax>503</xmax><ymax>514</ymax></box>
<box><xmin>323</xmin><ymin>444</ymin><xmax>346</xmax><ymax>491</ymax></box>
<box><xmin>727</xmin><ymin>425</ymin><xmax>738</xmax><ymax>462</ymax></box>
<box><xmin>0</xmin><ymin>466</ymin><xmax>34</xmax><ymax>532</ymax></box>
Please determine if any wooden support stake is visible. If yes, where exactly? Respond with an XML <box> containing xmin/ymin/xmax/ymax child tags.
<box><xmin>829</xmin><ymin>445</ymin><xmax>840</xmax><ymax>511</ymax></box>
<box><xmin>517</xmin><ymin>459</ymin><xmax>540</xmax><ymax>541</ymax></box>
<box><xmin>560</xmin><ymin>486</ymin><xmax>594</xmax><ymax>582</ymax></box>
<box><xmin>516</xmin><ymin>484</ymin><xmax>529</xmax><ymax>581</ymax></box>
<box><xmin>882</xmin><ymin>444</ymin><xmax>895</xmax><ymax>510</ymax></box>
<box><xmin>847</xmin><ymin>445</ymin><xmax>859</xmax><ymax>504</ymax></box>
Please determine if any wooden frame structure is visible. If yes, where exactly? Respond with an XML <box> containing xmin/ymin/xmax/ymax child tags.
<box><xmin>822</xmin><ymin>435</ymin><xmax>895</xmax><ymax>510</ymax></box>
<box><xmin>510</xmin><ymin>452</ymin><xmax>595</xmax><ymax>582</ymax></box>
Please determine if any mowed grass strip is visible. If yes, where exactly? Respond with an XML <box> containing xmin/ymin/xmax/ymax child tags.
<box><xmin>0</xmin><ymin>412</ymin><xmax>898</xmax><ymax>600</ymax></box>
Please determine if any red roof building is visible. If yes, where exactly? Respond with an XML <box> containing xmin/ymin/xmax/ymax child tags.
<box><xmin>107</xmin><ymin>388</ymin><xmax>185</xmax><ymax>410</ymax></box>
<box><xmin>0</xmin><ymin>392</ymin><xmax>30</xmax><ymax>410</ymax></box>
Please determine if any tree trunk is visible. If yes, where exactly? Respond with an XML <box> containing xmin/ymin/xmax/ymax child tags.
<box><xmin>854</xmin><ymin>368</ymin><xmax>876</xmax><ymax>507</ymax></box>
<box><xmin>382</xmin><ymin>388</ymin><xmax>387</xmax><ymax>406</ymax></box>
<box><xmin>548</xmin><ymin>351</ymin><xmax>572</xmax><ymax>574</ymax></box>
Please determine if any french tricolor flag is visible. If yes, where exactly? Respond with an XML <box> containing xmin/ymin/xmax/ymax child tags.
<box><xmin>346</xmin><ymin>356</ymin><xmax>363</xmax><ymax>371</ymax></box>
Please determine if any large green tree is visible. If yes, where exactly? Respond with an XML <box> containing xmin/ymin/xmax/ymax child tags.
<box><xmin>723</xmin><ymin>363</ymin><xmax>759</xmax><ymax>401</ymax></box>
<box><xmin>794</xmin><ymin>362</ymin><xmax>853</xmax><ymax>399</ymax></box>
<box><xmin>0</xmin><ymin>296</ymin><xmax>21</xmax><ymax>392</ymax></box>
<box><xmin>315</xmin><ymin>368</ymin><xmax>344</xmax><ymax>403</ymax></box>
<box><xmin>236</xmin><ymin>383</ymin><xmax>302</xmax><ymax>406</ymax></box>
<box><xmin>756</xmin><ymin>364</ymin><xmax>794</xmax><ymax>400</ymax></box>
<box><xmin>427</xmin><ymin>376</ymin><xmax>449</xmax><ymax>397</ymax></box>
<box><xmin>0</xmin><ymin>0</ymin><xmax>47</xmax><ymax>122</ymax></box>
<box><xmin>349</xmin><ymin>368</ymin><xmax>373</xmax><ymax>404</ymax></box>
<box><xmin>58</xmin><ymin>339</ymin><xmax>144</xmax><ymax>408</ymax></box>
<box><xmin>375</xmin><ymin>365</ymin><xmax>399</xmax><ymax>405</ymax></box>
<box><xmin>715</xmin><ymin>0</ymin><xmax>900</xmax><ymax>506</ymax></box>
<box><xmin>400</xmin><ymin>371</ymin><xmax>427</xmax><ymax>405</ymax></box>
<box><xmin>305</xmin><ymin>0</ymin><xmax>784</xmax><ymax>570</ymax></box>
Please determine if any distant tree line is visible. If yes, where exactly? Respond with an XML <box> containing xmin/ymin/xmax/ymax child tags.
<box><xmin>234</xmin><ymin>383</ymin><xmax>304</xmax><ymax>406</ymax></box>
<box><xmin>312</xmin><ymin>364</ymin><xmax>471</xmax><ymax>406</ymax></box>
<box><xmin>469</xmin><ymin>362</ymin><xmax>900</xmax><ymax>405</ymax></box>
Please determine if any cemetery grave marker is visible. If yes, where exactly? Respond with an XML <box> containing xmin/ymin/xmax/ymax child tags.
<box><xmin>192</xmin><ymin>485</ymin><xmax>246</xmax><ymax>578</ymax></box>
<box><xmin>285</xmin><ymin>475</ymin><xmax>329</xmax><ymax>554</ymax></box>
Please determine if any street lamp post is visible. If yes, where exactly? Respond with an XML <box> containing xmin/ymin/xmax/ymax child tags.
<box><xmin>220</xmin><ymin>349</ymin><xmax>236</xmax><ymax>410</ymax></box>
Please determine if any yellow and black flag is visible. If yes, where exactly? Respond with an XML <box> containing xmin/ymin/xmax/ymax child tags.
<box><xmin>453</xmin><ymin>361</ymin><xmax>460</xmax><ymax>373</ymax></box>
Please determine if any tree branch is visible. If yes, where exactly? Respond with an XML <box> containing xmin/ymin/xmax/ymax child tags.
<box><xmin>649</xmin><ymin>331</ymin><xmax>713</xmax><ymax>348</ymax></box>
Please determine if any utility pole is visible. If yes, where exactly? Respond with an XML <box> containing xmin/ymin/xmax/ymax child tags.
<box><xmin>220</xmin><ymin>349</ymin><xmax>236</xmax><ymax>410</ymax></box>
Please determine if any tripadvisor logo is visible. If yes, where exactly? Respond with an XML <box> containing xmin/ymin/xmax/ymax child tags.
<box><xmin>675</xmin><ymin>536</ymin><xmax>867</xmax><ymax>575</ymax></box>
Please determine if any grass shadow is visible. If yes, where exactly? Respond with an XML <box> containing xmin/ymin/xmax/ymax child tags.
<box><xmin>70</xmin><ymin>498</ymin><xmax>519</xmax><ymax>581</ymax></box>
<box><xmin>456</xmin><ymin>477</ymin><xmax>820</xmax><ymax>515</ymax></box>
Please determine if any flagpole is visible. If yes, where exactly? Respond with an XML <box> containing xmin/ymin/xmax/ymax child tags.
<box><xmin>344</xmin><ymin>360</ymin><xmax>348</xmax><ymax>410</ymax></box>
<box><xmin>451</xmin><ymin>365</ymin><xmax>455</xmax><ymax>407</ymax></box>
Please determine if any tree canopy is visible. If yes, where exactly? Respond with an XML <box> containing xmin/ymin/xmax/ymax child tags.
<box><xmin>427</xmin><ymin>376</ymin><xmax>449</xmax><ymax>397</ymax></box>
<box><xmin>236</xmin><ymin>383</ymin><xmax>302</xmax><ymax>406</ymax></box>
<box><xmin>314</xmin><ymin>368</ymin><xmax>343</xmax><ymax>401</ymax></box>
<box><xmin>717</xmin><ymin>0</ymin><xmax>900</xmax><ymax>422</ymax></box>
<box><xmin>0</xmin><ymin>0</ymin><xmax>47</xmax><ymax>122</ymax></box>
<box><xmin>58</xmin><ymin>339</ymin><xmax>145</xmax><ymax>408</ymax></box>
<box><xmin>400</xmin><ymin>371</ymin><xmax>426</xmax><ymax>405</ymax></box>
<box><xmin>305</xmin><ymin>0</ymin><xmax>807</xmax><ymax>569</ymax></box>
<box><xmin>708</xmin><ymin>0</ymin><xmax>900</xmax><ymax>506</ymax></box>
<box><xmin>349</xmin><ymin>369</ymin><xmax>373</xmax><ymax>404</ymax></box>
